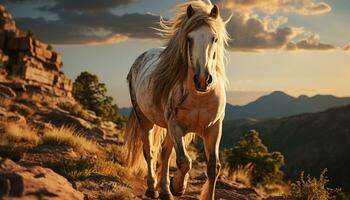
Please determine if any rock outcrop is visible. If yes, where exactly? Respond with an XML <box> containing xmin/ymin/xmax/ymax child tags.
<box><xmin>0</xmin><ymin>5</ymin><xmax>72</xmax><ymax>98</ymax></box>
<box><xmin>0</xmin><ymin>158</ymin><xmax>84</xmax><ymax>200</ymax></box>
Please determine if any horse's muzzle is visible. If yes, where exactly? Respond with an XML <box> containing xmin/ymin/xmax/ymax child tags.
<box><xmin>193</xmin><ymin>74</ymin><xmax>212</xmax><ymax>92</ymax></box>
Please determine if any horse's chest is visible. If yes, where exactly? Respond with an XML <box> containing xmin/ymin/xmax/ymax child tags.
<box><xmin>175</xmin><ymin>98</ymin><xmax>222</xmax><ymax>133</ymax></box>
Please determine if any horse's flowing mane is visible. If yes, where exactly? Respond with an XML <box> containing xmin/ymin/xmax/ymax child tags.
<box><xmin>152</xmin><ymin>0</ymin><xmax>229</xmax><ymax>109</ymax></box>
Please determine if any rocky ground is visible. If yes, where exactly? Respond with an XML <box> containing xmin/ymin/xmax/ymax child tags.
<box><xmin>0</xmin><ymin>78</ymin><xmax>271</xmax><ymax>200</ymax></box>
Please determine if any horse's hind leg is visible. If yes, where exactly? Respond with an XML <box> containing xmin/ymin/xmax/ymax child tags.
<box><xmin>139</xmin><ymin>118</ymin><xmax>159</xmax><ymax>198</ymax></box>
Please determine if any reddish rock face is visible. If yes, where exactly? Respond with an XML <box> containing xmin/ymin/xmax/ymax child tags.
<box><xmin>0</xmin><ymin>4</ymin><xmax>72</xmax><ymax>98</ymax></box>
<box><xmin>0</xmin><ymin>158</ymin><xmax>84</xmax><ymax>200</ymax></box>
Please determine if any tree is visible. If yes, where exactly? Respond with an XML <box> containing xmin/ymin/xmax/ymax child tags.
<box><xmin>72</xmin><ymin>71</ymin><xmax>124</xmax><ymax>127</ymax></box>
<box><xmin>222</xmin><ymin>130</ymin><xmax>284</xmax><ymax>185</ymax></box>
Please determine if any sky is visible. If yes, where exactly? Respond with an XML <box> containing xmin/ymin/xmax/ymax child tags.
<box><xmin>2</xmin><ymin>0</ymin><xmax>350</xmax><ymax>107</ymax></box>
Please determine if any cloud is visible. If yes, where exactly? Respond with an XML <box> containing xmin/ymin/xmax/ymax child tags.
<box><xmin>226</xmin><ymin>13</ymin><xmax>302</xmax><ymax>51</ymax></box>
<box><xmin>221</xmin><ymin>0</ymin><xmax>331</xmax><ymax>15</ymax></box>
<box><xmin>1</xmin><ymin>0</ymin><xmax>134</xmax><ymax>12</ymax></box>
<box><xmin>7</xmin><ymin>0</ymin><xmax>335</xmax><ymax>51</ymax></box>
<box><xmin>15</xmin><ymin>12</ymin><xmax>160</xmax><ymax>45</ymax></box>
<box><xmin>39</xmin><ymin>0</ymin><xmax>134</xmax><ymax>12</ymax></box>
<box><xmin>286</xmin><ymin>33</ymin><xmax>335</xmax><ymax>50</ymax></box>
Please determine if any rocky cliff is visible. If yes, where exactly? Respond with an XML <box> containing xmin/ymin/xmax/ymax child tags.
<box><xmin>0</xmin><ymin>5</ymin><xmax>72</xmax><ymax>98</ymax></box>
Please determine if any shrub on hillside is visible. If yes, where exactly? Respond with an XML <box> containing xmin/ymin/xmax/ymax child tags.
<box><xmin>283</xmin><ymin>169</ymin><xmax>345</xmax><ymax>200</ymax></box>
<box><xmin>222</xmin><ymin>130</ymin><xmax>284</xmax><ymax>186</ymax></box>
<box><xmin>72</xmin><ymin>71</ymin><xmax>125</xmax><ymax>128</ymax></box>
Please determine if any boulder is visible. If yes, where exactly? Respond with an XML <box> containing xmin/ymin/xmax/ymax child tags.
<box><xmin>35</xmin><ymin>109</ymin><xmax>92</xmax><ymax>131</ymax></box>
<box><xmin>0</xmin><ymin>158</ymin><xmax>84</xmax><ymax>200</ymax></box>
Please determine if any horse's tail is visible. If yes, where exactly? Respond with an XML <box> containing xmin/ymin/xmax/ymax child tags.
<box><xmin>124</xmin><ymin>109</ymin><xmax>144</xmax><ymax>169</ymax></box>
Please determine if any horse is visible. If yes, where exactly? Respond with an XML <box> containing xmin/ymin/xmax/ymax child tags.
<box><xmin>124</xmin><ymin>1</ymin><xmax>229</xmax><ymax>199</ymax></box>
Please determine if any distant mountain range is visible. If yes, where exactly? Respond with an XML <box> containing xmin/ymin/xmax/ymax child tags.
<box><xmin>222</xmin><ymin>105</ymin><xmax>350</xmax><ymax>193</ymax></box>
<box><xmin>120</xmin><ymin>91</ymin><xmax>350</xmax><ymax>121</ymax></box>
<box><xmin>225</xmin><ymin>91</ymin><xmax>350</xmax><ymax>120</ymax></box>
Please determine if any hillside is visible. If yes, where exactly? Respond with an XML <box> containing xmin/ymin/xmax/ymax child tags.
<box><xmin>222</xmin><ymin>104</ymin><xmax>350</xmax><ymax>193</ymax></box>
<box><xmin>225</xmin><ymin>91</ymin><xmax>350</xmax><ymax>120</ymax></box>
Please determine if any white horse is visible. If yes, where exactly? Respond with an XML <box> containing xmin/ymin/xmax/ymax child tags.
<box><xmin>125</xmin><ymin>1</ymin><xmax>229</xmax><ymax>199</ymax></box>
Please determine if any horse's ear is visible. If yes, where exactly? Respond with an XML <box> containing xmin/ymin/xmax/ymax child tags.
<box><xmin>187</xmin><ymin>4</ymin><xmax>195</xmax><ymax>18</ymax></box>
<box><xmin>209</xmin><ymin>4</ymin><xmax>219</xmax><ymax>19</ymax></box>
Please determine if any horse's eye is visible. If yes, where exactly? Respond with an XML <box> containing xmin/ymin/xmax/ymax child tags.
<box><xmin>187</xmin><ymin>37</ymin><xmax>193</xmax><ymax>44</ymax></box>
<box><xmin>212</xmin><ymin>37</ymin><xmax>218</xmax><ymax>43</ymax></box>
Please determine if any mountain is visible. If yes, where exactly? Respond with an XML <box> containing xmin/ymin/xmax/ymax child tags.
<box><xmin>120</xmin><ymin>107</ymin><xmax>132</xmax><ymax>117</ymax></box>
<box><xmin>225</xmin><ymin>91</ymin><xmax>350</xmax><ymax>120</ymax></box>
<box><xmin>222</xmin><ymin>105</ymin><xmax>350</xmax><ymax>193</ymax></box>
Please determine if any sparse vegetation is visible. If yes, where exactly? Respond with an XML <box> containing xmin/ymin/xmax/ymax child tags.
<box><xmin>284</xmin><ymin>169</ymin><xmax>343</xmax><ymax>200</ymax></box>
<box><xmin>57</xmin><ymin>101</ymin><xmax>92</xmax><ymax>122</ymax></box>
<box><xmin>25</xmin><ymin>29</ymin><xmax>35</xmax><ymax>38</ymax></box>
<box><xmin>72</xmin><ymin>71</ymin><xmax>125</xmax><ymax>127</ymax></box>
<box><xmin>44</xmin><ymin>158</ymin><xmax>95</xmax><ymax>182</ymax></box>
<box><xmin>42</xmin><ymin>126</ymin><xmax>98</xmax><ymax>153</ymax></box>
<box><xmin>221</xmin><ymin>130</ymin><xmax>284</xmax><ymax>186</ymax></box>
<box><xmin>3</xmin><ymin>123</ymin><xmax>40</xmax><ymax>145</ymax></box>
<box><xmin>94</xmin><ymin>157</ymin><xmax>128</xmax><ymax>177</ymax></box>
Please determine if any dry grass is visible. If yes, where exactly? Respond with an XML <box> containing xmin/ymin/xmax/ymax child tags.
<box><xmin>95</xmin><ymin>157</ymin><xmax>130</xmax><ymax>178</ymax></box>
<box><xmin>0</xmin><ymin>97</ymin><xmax>12</xmax><ymax>109</ymax></box>
<box><xmin>103</xmin><ymin>188</ymin><xmax>135</xmax><ymax>200</ymax></box>
<box><xmin>57</xmin><ymin>102</ymin><xmax>92</xmax><ymax>122</ymax></box>
<box><xmin>44</xmin><ymin>158</ymin><xmax>95</xmax><ymax>182</ymax></box>
<box><xmin>227</xmin><ymin>163</ymin><xmax>254</xmax><ymax>187</ymax></box>
<box><xmin>42</xmin><ymin>126</ymin><xmax>98</xmax><ymax>153</ymax></box>
<box><xmin>3</xmin><ymin>123</ymin><xmax>40</xmax><ymax>145</ymax></box>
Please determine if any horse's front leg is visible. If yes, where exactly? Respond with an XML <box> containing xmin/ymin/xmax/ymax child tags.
<box><xmin>168</xmin><ymin>118</ymin><xmax>191</xmax><ymax>196</ymax></box>
<box><xmin>158</xmin><ymin>133</ymin><xmax>174</xmax><ymax>200</ymax></box>
<box><xmin>200</xmin><ymin>120</ymin><xmax>222</xmax><ymax>200</ymax></box>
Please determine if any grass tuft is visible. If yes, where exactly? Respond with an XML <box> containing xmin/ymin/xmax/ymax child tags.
<box><xmin>3</xmin><ymin>123</ymin><xmax>40</xmax><ymax>145</ymax></box>
<box><xmin>42</xmin><ymin>126</ymin><xmax>98</xmax><ymax>153</ymax></box>
<box><xmin>44</xmin><ymin>158</ymin><xmax>95</xmax><ymax>182</ymax></box>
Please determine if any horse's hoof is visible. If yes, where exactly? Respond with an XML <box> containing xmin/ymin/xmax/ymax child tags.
<box><xmin>170</xmin><ymin>177</ymin><xmax>185</xmax><ymax>196</ymax></box>
<box><xmin>145</xmin><ymin>189</ymin><xmax>159</xmax><ymax>199</ymax></box>
<box><xmin>159</xmin><ymin>192</ymin><xmax>174</xmax><ymax>200</ymax></box>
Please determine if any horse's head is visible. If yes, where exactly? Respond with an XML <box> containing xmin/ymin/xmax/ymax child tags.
<box><xmin>186</xmin><ymin>4</ymin><xmax>220</xmax><ymax>93</ymax></box>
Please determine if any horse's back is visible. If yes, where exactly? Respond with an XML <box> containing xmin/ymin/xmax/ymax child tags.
<box><xmin>128</xmin><ymin>47</ymin><xmax>167</xmax><ymax>127</ymax></box>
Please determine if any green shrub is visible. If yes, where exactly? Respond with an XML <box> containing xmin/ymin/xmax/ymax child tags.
<box><xmin>72</xmin><ymin>71</ymin><xmax>124</xmax><ymax>126</ymax></box>
<box><xmin>222</xmin><ymin>130</ymin><xmax>284</xmax><ymax>185</ymax></box>
<box><xmin>284</xmin><ymin>169</ymin><xmax>344</xmax><ymax>200</ymax></box>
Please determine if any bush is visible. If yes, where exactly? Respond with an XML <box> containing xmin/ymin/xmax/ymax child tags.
<box><xmin>284</xmin><ymin>169</ymin><xmax>343</xmax><ymax>200</ymax></box>
<box><xmin>42</xmin><ymin>126</ymin><xmax>98</xmax><ymax>153</ymax></box>
<box><xmin>72</xmin><ymin>71</ymin><xmax>124</xmax><ymax>126</ymax></box>
<box><xmin>222</xmin><ymin>130</ymin><xmax>284</xmax><ymax>185</ymax></box>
